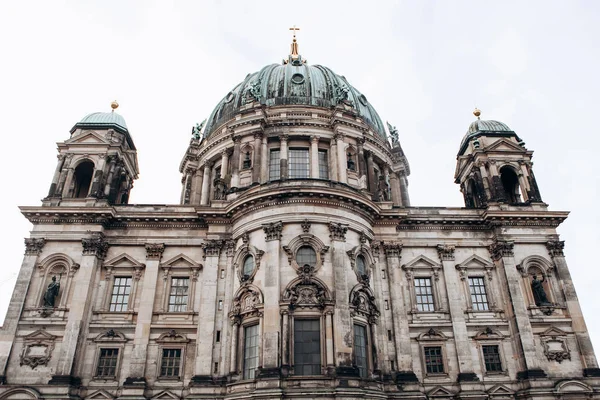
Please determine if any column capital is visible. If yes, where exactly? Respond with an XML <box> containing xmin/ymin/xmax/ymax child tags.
<box><xmin>436</xmin><ymin>244</ymin><xmax>456</xmax><ymax>261</ymax></box>
<box><xmin>310</xmin><ymin>135</ymin><xmax>320</xmax><ymax>143</ymax></box>
<box><xmin>383</xmin><ymin>242</ymin><xmax>402</xmax><ymax>258</ymax></box>
<box><xmin>82</xmin><ymin>233</ymin><xmax>108</xmax><ymax>260</ymax></box>
<box><xmin>333</xmin><ymin>132</ymin><xmax>345</xmax><ymax>141</ymax></box>
<box><xmin>201</xmin><ymin>240</ymin><xmax>223</xmax><ymax>259</ymax></box>
<box><xmin>280</xmin><ymin>134</ymin><xmax>289</xmax><ymax>143</ymax></box>
<box><xmin>221</xmin><ymin>148</ymin><xmax>230</xmax><ymax>156</ymax></box>
<box><xmin>232</xmin><ymin>135</ymin><xmax>242</xmax><ymax>144</ymax></box>
<box><xmin>145</xmin><ymin>243</ymin><xmax>165</xmax><ymax>260</ymax></box>
<box><xmin>489</xmin><ymin>240</ymin><xmax>514</xmax><ymax>260</ymax></box>
<box><xmin>262</xmin><ymin>221</ymin><xmax>283</xmax><ymax>241</ymax></box>
<box><xmin>546</xmin><ymin>240</ymin><xmax>565</xmax><ymax>257</ymax></box>
<box><xmin>328</xmin><ymin>222</ymin><xmax>348</xmax><ymax>242</ymax></box>
<box><xmin>24</xmin><ymin>238</ymin><xmax>46</xmax><ymax>256</ymax></box>
<box><xmin>201</xmin><ymin>160</ymin><xmax>214</xmax><ymax>169</ymax></box>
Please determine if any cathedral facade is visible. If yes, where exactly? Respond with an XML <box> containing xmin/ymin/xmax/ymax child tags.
<box><xmin>0</xmin><ymin>40</ymin><xmax>599</xmax><ymax>400</ymax></box>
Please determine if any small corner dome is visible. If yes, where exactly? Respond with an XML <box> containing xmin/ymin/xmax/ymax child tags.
<box><xmin>458</xmin><ymin>118</ymin><xmax>516</xmax><ymax>156</ymax></box>
<box><xmin>72</xmin><ymin>111</ymin><xmax>128</xmax><ymax>133</ymax></box>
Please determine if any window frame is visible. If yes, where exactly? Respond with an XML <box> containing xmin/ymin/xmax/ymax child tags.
<box><xmin>108</xmin><ymin>276</ymin><xmax>133</xmax><ymax>312</ymax></box>
<box><xmin>402</xmin><ymin>255</ymin><xmax>446</xmax><ymax>316</ymax></box>
<box><xmin>467</xmin><ymin>276</ymin><xmax>490</xmax><ymax>311</ymax></box>
<box><xmin>288</xmin><ymin>147</ymin><xmax>310</xmax><ymax>179</ymax></box>
<box><xmin>91</xmin><ymin>329</ymin><xmax>127</xmax><ymax>382</ymax></box>
<box><xmin>292</xmin><ymin>316</ymin><xmax>323</xmax><ymax>376</ymax></box>
<box><xmin>268</xmin><ymin>148</ymin><xmax>281</xmax><ymax>181</ymax></box>
<box><xmin>242</xmin><ymin>323</ymin><xmax>260</xmax><ymax>380</ymax></box>
<box><xmin>95</xmin><ymin>347</ymin><xmax>120</xmax><ymax>379</ymax></box>
<box><xmin>318</xmin><ymin>149</ymin><xmax>329</xmax><ymax>179</ymax></box>
<box><xmin>423</xmin><ymin>346</ymin><xmax>445</xmax><ymax>375</ymax></box>
<box><xmin>159</xmin><ymin>347</ymin><xmax>184</xmax><ymax>379</ymax></box>
<box><xmin>353</xmin><ymin>322</ymin><xmax>370</xmax><ymax>379</ymax></box>
<box><xmin>481</xmin><ymin>344</ymin><xmax>503</xmax><ymax>373</ymax></box>
<box><xmin>414</xmin><ymin>277</ymin><xmax>436</xmax><ymax>312</ymax></box>
<box><xmin>417</xmin><ymin>328</ymin><xmax>449</xmax><ymax>378</ymax></box>
<box><xmin>167</xmin><ymin>276</ymin><xmax>190</xmax><ymax>312</ymax></box>
<box><xmin>155</xmin><ymin>330</ymin><xmax>190</xmax><ymax>381</ymax></box>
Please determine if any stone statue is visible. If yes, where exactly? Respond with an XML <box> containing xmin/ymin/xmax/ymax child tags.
<box><xmin>43</xmin><ymin>276</ymin><xmax>60</xmax><ymax>308</ymax></box>
<box><xmin>386</xmin><ymin>122</ymin><xmax>399</xmax><ymax>147</ymax></box>
<box><xmin>246</xmin><ymin>78</ymin><xmax>262</xmax><ymax>103</ymax></box>
<box><xmin>214</xmin><ymin>179</ymin><xmax>227</xmax><ymax>200</ymax></box>
<box><xmin>191</xmin><ymin>119</ymin><xmax>206</xmax><ymax>140</ymax></box>
<box><xmin>242</xmin><ymin>151</ymin><xmax>252</xmax><ymax>169</ymax></box>
<box><xmin>347</xmin><ymin>153</ymin><xmax>356</xmax><ymax>171</ymax></box>
<box><xmin>531</xmin><ymin>275</ymin><xmax>551</xmax><ymax>306</ymax></box>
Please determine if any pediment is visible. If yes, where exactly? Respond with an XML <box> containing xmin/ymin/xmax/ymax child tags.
<box><xmin>66</xmin><ymin>131</ymin><xmax>109</xmax><ymax>145</ymax></box>
<box><xmin>555</xmin><ymin>380</ymin><xmax>592</xmax><ymax>393</ymax></box>
<box><xmin>151</xmin><ymin>390</ymin><xmax>180</xmax><ymax>400</ymax></box>
<box><xmin>485</xmin><ymin>138</ymin><xmax>526</xmax><ymax>153</ymax></box>
<box><xmin>488</xmin><ymin>384</ymin><xmax>514</xmax><ymax>396</ymax></box>
<box><xmin>418</xmin><ymin>328</ymin><xmax>448</xmax><ymax>342</ymax></box>
<box><xmin>541</xmin><ymin>326</ymin><xmax>568</xmax><ymax>337</ymax></box>
<box><xmin>23</xmin><ymin>329</ymin><xmax>56</xmax><ymax>341</ymax></box>
<box><xmin>161</xmin><ymin>253</ymin><xmax>201</xmax><ymax>269</ymax></box>
<box><xmin>427</xmin><ymin>386</ymin><xmax>455</xmax><ymax>397</ymax></box>
<box><xmin>473</xmin><ymin>327</ymin><xmax>504</xmax><ymax>340</ymax></box>
<box><xmin>103</xmin><ymin>253</ymin><xmax>144</xmax><ymax>268</ymax></box>
<box><xmin>94</xmin><ymin>329</ymin><xmax>127</xmax><ymax>343</ymax></box>
<box><xmin>85</xmin><ymin>390</ymin><xmax>114</xmax><ymax>400</ymax></box>
<box><xmin>457</xmin><ymin>254</ymin><xmax>492</xmax><ymax>269</ymax></box>
<box><xmin>156</xmin><ymin>330</ymin><xmax>189</xmax><ymax>344</ymax></box>
<box><xmin>402</xmin><ymin>254</ymin><xmax>441</xmax><ymax>270</ymax></box>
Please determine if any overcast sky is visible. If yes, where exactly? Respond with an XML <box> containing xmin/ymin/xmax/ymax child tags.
<box><xmin>1</xmin><ymin>1</ymin><xmax>599</xmax><ymax>355</ymax></box>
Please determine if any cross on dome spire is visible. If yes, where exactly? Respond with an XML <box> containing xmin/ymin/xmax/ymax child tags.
<box><xmin>289</xmin><ymin>25</ymin><xmax>300</xmax><ymax>59</ymax></box>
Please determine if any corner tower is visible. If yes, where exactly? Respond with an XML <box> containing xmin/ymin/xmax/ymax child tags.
<box><xmin>454</xmin><ymin>109</ymin><xmax>543</xmax><ymax>208</ymax></box>
<box><xmin>44</xmin><ymin>102</ymin><xmax>139</xmax><ymax>206</ymax></box>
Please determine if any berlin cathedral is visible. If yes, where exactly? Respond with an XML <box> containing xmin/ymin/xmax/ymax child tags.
<box><xmin>0</xmin><ymin>33</ymin><xmax>598</xmax><ymax>400</ymax></box>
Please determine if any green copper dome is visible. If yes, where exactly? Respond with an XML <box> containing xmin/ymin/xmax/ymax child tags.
<box><xmin>72</xmin><ymin>111</ymin><xmax>128</xmax><ymax>133</ymax></box>
<box><xmin>204</xmin><ymin>61</ymin><xmax>387</xmax><ymax>139</ymax></box>
<box><xmin>458</xmin><ymin>118</ymin><xmax>520</xmax><ymax>156</ymax></box>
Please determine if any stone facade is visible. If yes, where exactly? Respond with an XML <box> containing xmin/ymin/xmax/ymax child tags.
<box><xmin>0</xmin><ymin>50</ymin><xmax>599</xmax><ymax>400</ymax></box>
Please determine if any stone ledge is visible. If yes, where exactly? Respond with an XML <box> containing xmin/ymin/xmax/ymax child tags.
<box><xmin>457</xmin><ymin>372</ymin><xmax>480</xmax><ymax>382</ymax></box>
<box><xmin>48</xmin><ymin>375</ymin><xmax>81</xmax><ymax>386</ymax></box>
<box><xmin>516</xmin><ymin>369</ymin><xmax>547</xmax><ymax>380</ymax></box>
<box><xmin>123</xmin><ymin>376</ymin><xmax>146</xmax><ymax>386</ymax></box>
<box><xmin>395</xmin><ymin>371</ymin><xmax>419</xmax><ymax>383</ymax></box>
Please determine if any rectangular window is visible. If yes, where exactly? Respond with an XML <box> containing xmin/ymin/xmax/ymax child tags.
<box><xmin>269</xmin><ymin>149</ymin><xmax>280</xmax><ymax>181</ymax></box>
<box><xmin>294</xmin><ymin>319</ymin><xmax>321</xmax><ymax>375</ymax></box>
<box><xmin>468</xmin><ymin>277</ymin><xmax>489</xmax><ymax>311</ymax></box>
<box><xmin>424</xmin><ymin>346</ymin><xmax>444</xmax><ymax>374</ymax></box>
<box><xmin>168</xmin><ymin>277</ymin><xmax>189</xmax><ymax>312</ymax></box>
<box><xmin>387</xmin><ymin>330</ymin><xmax>393</xmax><ymax>341</ymax></box>
<box><xmin>243</xmin><ymin>325</ymin><xmax>259</xmax><ymax>379</ymax></box>
<box><xmin>109</xmin><ymin>277</ymin><xmax>132</xmax><ymax>312</ymax></box>
<box><xmin>96</xmin><ymin>348</ymin><xmax>119</xmax><ymax>377</ymax></box>
<box><xmin>216</xmin><ymin>330</ymin><xmax>221</xmax><ymax>343</ymax></box>
<box><xmin>160</xmin><ymin>348</ymin><xmax>182</xmax><ymax>377</ymax></box>
<box><xmin>318</xmin><ymin>150</ymin><xmax>329</xmax><ymax>179</ymax></box>
<box><xmin>482</xmin><ymin>345</ymin><xmax>502</xmax><ymax>372</ymax></box>
<box><xmin>288</xmin><ymin>149</ymin><xmax>309</xmax><ymax>179</ymax></box>
<box><xmin>414</xmin><ymin>277</ymin><xmax>435</xmax><ymax>312</ymax></box>
<box><xmin>354</xmin><ymin>324</ymin><xmax>368</xmax><ymax>378</ymax></box>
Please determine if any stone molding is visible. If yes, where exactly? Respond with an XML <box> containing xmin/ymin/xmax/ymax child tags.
<box><xmin>145</xmin><ymin>243</ymin><xmax>165</xmax><ymax>260</ymax></box>
<box><xmin>546</xmin><ymin>240</ymin><xmax>565</xmax><ymax>257</ymax></box>
<box><xmin>24</xmin><ymin>238</ymin><xmax>46</xmax><ymax>256</ymax></box>
<box><xmin>489</xmin><ymin>240</ymin><xmax>514</xmax><ymax>260</ymax></box>
<box><xmin>301</xmin><ymin>219</ymin><xmax>311</xmax><ymax>233</ymax></box>
<box><xmin>436</xmin><ymin>244</ymin><xmax>455</xmax><ymax>261</ymax></box>
<box><xmin>81</xmin><ymin>233</ymin><xmax>108</xmax><ymax>260</ymax></box>
<box><xmin>262</xmin><ymin>221</ymin><xmax>283</xmax><ymax>241</ymax></box>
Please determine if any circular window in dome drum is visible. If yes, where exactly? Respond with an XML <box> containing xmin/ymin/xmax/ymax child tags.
<box><xmin>291</xmin><ymin>73</ymin><xmax>305</xmax><ymax>85</ymax></box>
<box><xmin>225</xmin><ymin>92</ymin><xmax>235</xmax><ymax>103</ymax></box>
<box><xmin>359</xmin><ymin>94</ymin><xmax>368</xmax><ymax>106</ymax></box>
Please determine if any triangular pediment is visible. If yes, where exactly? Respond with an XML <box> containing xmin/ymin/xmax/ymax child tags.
<box><xmin>23</xmin><ymin>329</ymin><xmax>56</xmax><ymax>341</ymax></box>
<box><xmin>151</xmin><ymin>390</ymin><xmax>180</xmax><ymax>400</ymax></box>
<box><xmin>103</xmin><ymin>253</ymin><xmax>144</xmax><ymax>268</ymax></box>
<box><xmin>66</xmin><ymin>131</ymin><xmax>109</xmax><ymax>145</ymax></box>
<box><xmin>485</xmin><ymin>138</ymin><xmax>526</xmax><ymax>153</ymax></box>
<box><xmin>85</xmin><ymin>390</ymin><xmax>114</xmax><ymax>400</ymax></box>
<box><xmin>488</xmin><ymin>384</ymin><xmax>514</xmax><ymax>396</ymax></box>
<box><xmin>542</xmin><ymin>326</ymin><xmax>568</xmax><ymax>337</ymax></box>
<box><xmin>161</xmin><ymin>253</ymin><xmax>200</xmax><ymax>269</ymax></box>
<box><xmin>402</xmin><ymin>254</ymin><xmax>441</xmax><ymax>270</ymax></box>
<box><xmin>428</xmin><ymin>386</ymin><xmax>455</xmax><ymax>397</ymax></box>
<box><xmin>457</xmin><ymin>254</ymin><xmax>492</xmax><ymax>269</ymax></box>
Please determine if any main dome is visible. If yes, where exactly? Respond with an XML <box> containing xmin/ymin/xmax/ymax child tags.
<box><xmin>204</xmin><ymin>62</ymin><xmax>387</xmax><ymax>140</ymax></box>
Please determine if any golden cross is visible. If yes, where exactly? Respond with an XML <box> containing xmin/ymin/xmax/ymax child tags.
<box><xmin>289</xmin><ymin>25</ymin><xmax>300</xmax><ymax>39</ymax></box>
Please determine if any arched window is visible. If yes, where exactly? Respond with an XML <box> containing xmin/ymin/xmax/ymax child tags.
<box><xmin>74</xmin><ymin>160</ymin><xmax>94</xmax><ymax>198</ymax></box>
<box><xmin>296</xmin><ymin>246</ymin><xmax>316</xmax><ymax>268</ymax></box>
<box><xmin>242</xmin><ymin>255</ymin><xmax>255</xmax><ymax>277</ymax></box>
<box><xmin>500</xmin><ymin>166</ymin><xmax>521</xmax><ymax>204</ymax></box>
<box><xmin>356</xmin><ymin>255</ymin><xmax>367</xmax><ymax>276</ymax></box>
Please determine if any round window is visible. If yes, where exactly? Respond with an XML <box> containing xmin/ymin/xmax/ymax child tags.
<box><xmin>359</xmin><ymin>94</ymin><xmax>368</xmax><ymax>105</ymax></box>
<box><xmin>243</xmin><ymin>255</ymin><xmax>255</xmax><ymax>276</ymax></box>
<box><xmin>291</xmin><ymin>73</ymin><xmax>305</xmax><ymax>85</ymax></box>
<box><xmin>296</xmin><ymin>246</ymin><xmax>316</xmax><ymax>268</ymax></box>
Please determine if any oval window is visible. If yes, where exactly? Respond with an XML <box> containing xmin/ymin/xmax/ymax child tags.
<box><xmin>296</xmin><ymin>246</ymin><xmax>316</xmax><ymax>268</ymax></box>
<box><xmin>243</xmin><ymin>255</ymin><xmax>255</xmax><ymax>276</ymax></box>
<box><xmin>291</xmin><ymin>73</ymin><xmax>305</xmax><ymax>84</ymax></box>
<box><xmin>356</xmin><ymin>255</ymin><xmax>366</xmax><ymax>276</ymax></box>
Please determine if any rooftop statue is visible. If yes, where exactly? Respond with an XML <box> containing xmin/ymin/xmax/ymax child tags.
<box><xmin>192</xmin><ymin>119</ymin><xmax>206</xmax><ymax>140</ymax></box>
<box><xmin>387</xmin><ymin>122</ymin><xmax>399</xmax><ymax>147</ymax></box>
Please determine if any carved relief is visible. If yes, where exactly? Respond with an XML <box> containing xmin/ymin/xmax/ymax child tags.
<box><xmin>145</xmin><ymin>243</ymin><xmax>165</xmax><ymax>260</ymax></box>
<box><xmin>328</xmin><ymin>222</ymin><xmax>348</xmax><ymax>241</ymax></box>
<box><xmin>546</xmin><ymin>241</ymin><xmax>565</xmax><ymax>258</ymax></box>
<box><xmin>282</xmin><ymin>276</ymin><xmax>332</xmax><ymax>311</ymax></box>
<box><xmin>262</xmin><ymin>221</ymin><xmax>283</xmax><ymax>241</ymax></box>
<box><xmin>201</xmin><ymin>240</ymin><xmax>223</xmax><ymax>259</ymax></box>
<box><xmin>24</xmin><ymin>238</ymin><xmax>46</xmax><ymax>256</ymax></box>
<box><xmin>20</xmin><ymin>330</ymin><xmax>56</xmax><ymax>369</ymax></box>
<box><xmin>489</xmin><ymin>240</ymin><xmax>514</xmax><ymax>260</ymax></box>
<box><xmin>82</xmin><ymin>233</ymin><xmax>108</xmax><ymax>260</ymax></box>
<box><xmin>229</xmin><ymin>285</ymin><xmax>264</xmax><ymax>323</ymax></box>
<box><xmin>436</xmin><ymin>245</ymin><xmax>455</xmax><ymax>261</ymax></box>
<box><xmin>349</xmin><ymin>285</ymin><xmax>380</xmax><ymax>323</ymax></box>
<box><xmin>301</xmin><ymin>219</ymin><xmax>311</xmax><ymax>233</ymax></box>
<box><xmin>383</xmin><ymin>242</ymin><xmax>402</xmax><ymax>258</ymax></box>
<box><xmin>540</xmin><ymin>327</ymin><xmax>571</xmax><ymax>363</ymax></box>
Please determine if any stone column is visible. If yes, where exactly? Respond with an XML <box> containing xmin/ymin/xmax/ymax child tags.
<box><xmin>490</xmin><ymin>240</ymin><xmax>545</xmax><ymax>379</ymax></box>
<box><xmin>390</xmin><ymin>172</ymin><xmax>401</xmax><ymax>206</ymax></box>
<box><xmin>125</xmin><ymin>243</ymin><xmax>164</xmax><ymax>383</ymax></box>
<box><xmin>547</xmin><ymin>241</ymin><xmax>600</xmax><ymax>376</ymax></box>
<box><xmin>229</xmin><ymin>319</ymin><xmax>240</xmax><ymax>374</ymax></box>
<box><xmin>192</xmin><ymin>166</ymin><xmax>204</xmax><ymax>205</ymax></box>
<box><xmin>200</xmin><ymin>161</ymin><xmax>213</xmax><ymax>206</ymax></box>
<box><xmin>103</xmin><ymin>157</ymin><xmax>118</xmax><ymax>198</ymax></box>
<box><xmin>0</xmin><ymin>239</ymin><xmax>46</xmax><ymax>382</ymax></box>
<box><xmin>335</xmin><ymin>133</ymin><xmax>347</xmax><ymax>184</ymax></box>
<box><xmin>279</xmin><ymin>135</ymin><xmax>289</xmax><ymax>180</ymax></box>
<box><xmin>261</xmin><ymin>136</ymin><xmax>268</xmax><ymax>183</ymax></box>
<box><xmin>329</xmin><ymin>223</ymin><xmax>355</xmax><ymax>375</ymax></box>
<box><xmin>61</xmin><ymin>168</ymin><xmax>75</xmax><ymax>198</ymax></box>
<box><xmin>183</xmin><ymin>170</ymin><xmax>193</xmax><ymax>205</ymax></box>
<box><xmin>366</xmin><ymin>151</ymin><xmax>376</xmax><ymax>195</ymax></box>
<box><xmin>383</xmin><ymin>243</ymin><xmax>417</xmax><ymax>382</ymax></box>
<box><xmin>47</xmin><ymin>155</ymin><xmax>65</xmax><ymax>197</ymax></box>
<box><xmin>220</xmin><ymin>150</ymin><xmax>229</xmax><ymax>179</ymax></box>
<box><xmin>310</xmin><ymin>135</ymin><xmax>319</xmax><ymax>179</ymax></box>
<box><xmin>325</xmin><ymin>310</ymin><xmax>334</xmax><ymax>373</ymax></box>
<box><xmin>437</xmin><ymin>245</ymin><xmax>478</xmax><ymax>382</ymax></box>
<box><xmin>55</xmin><ymin>155</ymin><xmax>73</xmax><ymax>197</ymax></box>
<box><xmin>230</xmin><ymin>136</ymin><xmax>241</xmax><ymax>188</ymax></box>
<box><xmin>252</xmin><ymin>131</ymin><xmax>262</xmax><ymax>183</ymax></box>
<box><xmin>193</xmin><ymin>240</ymin><xmax>222</xmax><ymax>380</ymax></box>
<box><xmin>259</xmin><ymin>221</ymin><xmax>283</xmax><ymax>377</ymax></box>
<box><xmin>51</xmin><ymin>233</ymin><xmax>107</xmax><ymax>385</ymax></box>
<box><xmin>329</xmin><ymin>139</ymin><xmax>338</xmax><ymax>182</ymax></box>
<box><xmin>399</xmin><ymin>173</ymin><xmax>410</xmax><ymax>206</ymax></box>
<box><xmin>281</xmin><ymin>311</ymin><xmax>290</xmax><ymax>368</ymax></box>
<box><xmin>89</xmin><ymin>155</ymin><xmax>107</xmax><ymax>198</ymax></box>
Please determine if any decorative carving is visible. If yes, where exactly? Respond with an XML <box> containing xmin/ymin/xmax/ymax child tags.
<box><xmin>546</xmin><ymin>241</ymin><xmax>565</xmax><ymax>257</ymax></box>
<box><xmin>301</xmin><ymin>219</ymin><xmax>311</xmax><ymax>233</ymax></box>
<box><xmin>225</xmin><ymin>240</ymin><xmax>236</xmax><ymax>257</ymax></box>
<box><xmin>436</xmin><ymin>245</ymin><xmax>455</xmax><ymax>261</ymax></box>
<box><xmin>145</xmin><ymin>243</ymin><xmax>165</xmax><ymax>260</ymax></box>
<box><xmin>455</xmin><ymin>265</ymin><xmax>467</xmax><ymax>281</ymax></box>
<box><xmin>201</xmin><ymin>240</ymin><xmax>223</xmax><ymax>259</ymax></box>
<box><xmin>245</xmin><ymin>78</ymin><xmax>262</xmax><ymax>103</ymax></box>
<box><xmin>333</xmin><ymin>83</ymin><xmax>350</xmax><ymax>105</ymax></box>
<box><xmin>191</xmin><ymin>119</ymin><xmax>206</xmax><ymax>140</ymax></box>
<box><xmin>262</xmin><ymin>221</ymin><xmax>283</xmax><ymax>241</ymax></box>
<box><xmin>350</xmin><ymin>286</ymin><xmax>380</xmax><ymax>323</ymax></box>
<box><xmin>283</xmin><ymin>276</ymin><xmax>332</xmax><ymax>311</ymax></box>
<box><xmin>489</xmin><ymin>240</ymin><xmax>514</xmax><ymax>260</ymax></box>
<box><xmin>359</xmin><ymin>231</ymin><xmax>369</xmax><ymax>244</ymax></box>
<box><xmin>386</xmin><ymin>122</ymin><xmax>399</xmax><ymax>147</ymax></box>
<box><xmin>241</xmin><ymin>231</ymin><xmax>250</xmax><ymax>244</ymax></box>
<box><xmin>328</xmin><ymin>222</ymin><xmax>348</xmax><ymax>241</ymax></box>
<box><xmin>20</xmin><ymin>330</ymin><xmax>56</xmax><ymax>369</ymax></box>
<box><xmin>24</xmin><ymin>238</ymin><xmax>46</xmax><ymax>256</ymax></box>
<box><xmin>213</xmin><ymin>178</ymin><xmax>227</xmax><ymax>200</ymax></box>
<box><xmin>82</xmin><ymin>233</ymin><xmax>108</xmax><ymax>260</ymax></box>
<box><xmin>541</xmin><ymin>328</ymin><xmax>570</xmax><ymax>363</ymax></box>
<box><xmin>383</xmin><ymin>242</ymin><xmax>402</xmax><ymax>258</ymax></box>
<box><xmin>229</xmin><ymin>286</ymin><xmax>263</xmax><ymax>321</ymax></box>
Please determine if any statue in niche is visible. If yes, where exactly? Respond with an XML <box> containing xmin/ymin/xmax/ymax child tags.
<box><xmin>531</xmin><ymin>275</ymin><xmax>551</xmax><ymax>306</ymax></box>
<box><xmin>377</xmin><ymin>175</ymin><xmax>390</xmax><ymax>201</ymax></box>
<box><xmin>242</xmin><ymin>151</ymin><xmax>252</xmax><ymax>169</ymax></box>
<box><xmin>347</xmin><ymin>153</ymin><xmax>356</xmax><ymax>171</ymax></box>
<box><xmin>214</xmin><ymin>179</ymin><xmax>227</xmax><ymax>200</ymax></box>
<box><xmin>43</xmin><ymin>276</ymin><xmax>60</xmax><ymax>308</ymax></box>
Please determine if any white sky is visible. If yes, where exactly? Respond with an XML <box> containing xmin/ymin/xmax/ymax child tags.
<box><xmin>1</xmin><ymin>0</ymin><xmax>599</xmax><ymax>356</ymax></box>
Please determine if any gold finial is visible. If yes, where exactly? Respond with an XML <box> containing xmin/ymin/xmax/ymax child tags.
<box><xmin>111</xmin><ymin>100</ymin><xmax>119</xmax><ymax>112</ymax></box>
<box><xmin>473</xmin><ymin>107</ymin><xmax>481</xmax><ymax>119</ymax></box>
<box><xmin>289</xmin><ymin>25</ymin><xmax>300</xmax><ymax>59</ymax></box>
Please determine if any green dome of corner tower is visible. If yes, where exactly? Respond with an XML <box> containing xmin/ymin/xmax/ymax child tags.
<box><xmin>71</xmin><ymin>101</ymin><xmax>129</xmax><ymax>134</ymax></box>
